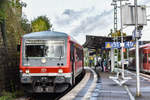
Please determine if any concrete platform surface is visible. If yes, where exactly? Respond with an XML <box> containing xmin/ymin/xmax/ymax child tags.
<box><xmin>91</xmin><ymin>70</ymin><xmax>130</xmax><ymax>100</ymax></box>
<box><xmin>61</xmin><ymin>67</ymin><xmax>150</xmax><ymax>100</ymax></box>
<box><xmin>90</xmin><ymin>67</ymin><xmax>150</xmax><ymax>100</ymax></box>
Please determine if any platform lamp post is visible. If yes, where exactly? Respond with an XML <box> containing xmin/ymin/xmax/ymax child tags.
<box><xmin>110</xmin><ymin>0</ymin><xmax>117</xmax><ymax>72</ymax></box>
<box><xmin>134</xmin><ymin>0</ymin><xmax>141</xmax><ymax>96</ymax></box>
<box><xmin>121</xmin><ymin>2</ymin><xmax>147</xmax><ymax>96</ymax></box>
<box><xmin>118</xmin><ymin>0</ymin><xmax>129</xmax><ymax>78</ymax></box>
<box><xmin>111</xmin><ymin>0</ymin><xmax>129</xmax><ymax>73</ymax></box>
<box><xmin>120</xmin><ymin>0</ymin><xmax>124</xmax><ymax>79</ymax></box>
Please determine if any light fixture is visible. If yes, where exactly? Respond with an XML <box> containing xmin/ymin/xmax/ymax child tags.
<box><xmin>58</xmin><ymin>69</ymin><xmax>63</xmax><ymax>73</ymax></box>
<box><xmin>41</xmin><ymin>58</ymin><xmax>47</xmax><ymax>64</ymax></box>
<box><xmin>25</xmin><ymin>69</ymin><xmax>30</xmax><ymax>74</ymax></box>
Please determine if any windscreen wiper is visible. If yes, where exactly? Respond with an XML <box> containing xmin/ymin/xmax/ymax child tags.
<box><xmin>26</xmin><ymin>55</ymin><xmax>29</xmax><ymax>61</ymax></box>
<box><xmin>59</xmin><ymin>46</ymin><xmax>62</xmax><ymax>61</ymax></box>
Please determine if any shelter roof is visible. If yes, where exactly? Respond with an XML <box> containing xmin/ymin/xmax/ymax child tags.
<box><xmin>83</xmin><ymin>35</ymin><xmax>132</xmax><ymax>49</ymax></box>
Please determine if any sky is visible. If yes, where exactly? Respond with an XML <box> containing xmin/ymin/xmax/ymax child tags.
<box><xmin>22</xmin><ymin>0</ymin><xmax>150</xmax><ymax>45</ymax></box>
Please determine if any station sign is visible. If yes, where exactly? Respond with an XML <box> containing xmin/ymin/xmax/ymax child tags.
<box><xmin>105</xmin><ymin>42</ymin><xmax>135</xmax><ymax>49</ymax></box>
<box><xmin>105</xmin><ymin>42</ymin><xmax>121</xmax><ymax>48</ymax></box>
<box><xmin>124</xmin><ymin>41</ymin><xmax>136</xmax><ymax>48</ymax></box>
<box><xmin>105</xmin><ymin>42</ymin><xmax>111</xmax><ymax>48</ymax></box>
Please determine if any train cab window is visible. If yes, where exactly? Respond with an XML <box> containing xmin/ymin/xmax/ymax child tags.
<box><xmin>25</xmin><ymin>45</ymin><xmax>44</xmax><ymax>57</ymax></box>
<box><xmin>55</xmin><ymin>45</ymin><xmax>64</xmax><ymax>58</ymax></box>
<box><xmin>25</xmin><ymin>40</ymin><xmax>64</xmax><ymax>58</ymax></box>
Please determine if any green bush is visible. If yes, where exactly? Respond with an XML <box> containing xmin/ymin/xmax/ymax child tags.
<box><xmin>0</xmin><ymin>90</ymin><xmax>24</xmax><ymax>100</ymax></box>
<box><xmin>0</xmin><ymin>91</ymin><xmax>14</xmax><ymax>100</ymax></box>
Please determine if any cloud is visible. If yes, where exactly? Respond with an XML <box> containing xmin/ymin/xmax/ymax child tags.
<box><xmin>55</xmin><ymin>7</ymin><xmax>94</xmax><ymax>26</ymax></box>
<box><xmin>71</xmin><ymin>9</ymin><xmax>113</xmax><ymax>36</ymax></box>
<box><xmin>140</xmin><ymin>0</ymin><xmax>150</xmax><ymax>4</ymax></box>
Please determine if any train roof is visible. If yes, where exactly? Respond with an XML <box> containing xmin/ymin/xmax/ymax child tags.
<box><xmin>22</xmin><ymin>31</ymin><xmax>68</xmax><ymax>39</ymax></box>
<box><xmin>129</xmin><ymin>43</ymin><xmax>150</xmax><ymax>51</ymax></box>
<box><xmin>22</xmin><ymin>31</ymin><xmax>82</xmax><ymax>47</ymax></box>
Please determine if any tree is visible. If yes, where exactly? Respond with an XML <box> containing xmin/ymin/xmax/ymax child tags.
<box><xmin>0</xmin><ymin>0</ymin><xmax>6</xmax><ymax>23</ymax></box>
<box><xmin>31</xmin><ymin>16</ymin><xmax>52</xmax><ymax>32</ymax></box>
<box><xmin>0</xmin><ymin>0</ymin><xmax>28</xmax><ymax>93</ymax></box>
<box><xmin>111</xmin><ymin>30</ymin><xmax>126</xmax><ymax>37</ymax></box>
<box><xmin>21</xmin><ymin>15</ymin><xmax>31</xmax><ymax>33</ymax></box>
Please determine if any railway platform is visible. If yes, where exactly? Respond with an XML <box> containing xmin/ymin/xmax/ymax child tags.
<box><xmin>61</xmin><ymin>67</ymin><xmax>150</xmax><ymax>100</ymax></box>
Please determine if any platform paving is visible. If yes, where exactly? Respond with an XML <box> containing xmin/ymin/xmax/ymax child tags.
<box><xmin>125</xmin><ymin>71</ymin><xmax>150</xmax><ymax>100</ymax></box>
<box><xmin>90</xmin><ymin>67</ymin><xmax>150</xmax><ymax>100</ymax></box>
<box><xmin>61</xmin><ymin>67</ymin><xmax>150</xmax><ymax>100</ymax></box>
<box><xmin>91</xmin><ymin>69</ymin><xmax>130</xmax><ymax>100</ymax></box>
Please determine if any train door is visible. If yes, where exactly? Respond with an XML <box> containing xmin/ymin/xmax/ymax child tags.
<box><xmin>143</xmin><ymin>48</ymin><xmax>150</xmax><ymax>72</ymax></box>
<box><xmin>139</xmin><ymin>49</ymin><xmax>143</xmax><ymax>71</ymax></box>
<box><xmin>146</xmin><ymin>49</ymin><xmax>150</xmax><ymax>71</ymax></box>
<box><xmin>76</xmin><ymin>48</ymin><xmax>84</xmax><ymax>72</ymax></box>
<box><xmin>147</xmin><ymin>53</ymin><xmax>150</xmax><ymax>71</ymax></box>
<box><xmin>143</xmin><ymin>51</ymin><xmax>148</xmax><ymax>72</ymax></box>
<box><xmin>75</xmin><ymin>48</ymin><xmax>79</xmax><ymax>73</ymax></box>
<box><xmin>70</xmin><ymin>43</ymin><xmax>75</xmax><ymax>85</ymax></box>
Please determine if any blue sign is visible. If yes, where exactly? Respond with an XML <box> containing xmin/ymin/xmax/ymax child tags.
<box><xmin>124</xmin><ymin>42</ymin><xmax>135</xmax><ymax>48</ymax></box>
<box><xmin>111</xmin><ymin>42</ymin><xmax>121</xmax><ymax>48</ymax></box>
<box><xmin>105</xmin><ymin>42</ymin><xmax>111</xmax><ymax>48</ymax></box>
<box><xmin>105</xmin><ymin>42</ymin><xmax>135</xmax><ymax>49</ymax></box>
<box><xmin>105</xmin><ymin>42</ymin><xmax>121</xmax><ymax>48</ymax></box>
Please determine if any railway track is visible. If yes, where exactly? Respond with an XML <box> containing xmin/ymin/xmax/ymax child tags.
<box><xmin>124</xmin><ymin>68</ymin><xmax>150</xmax><ymax>82</ymax></box>
<box><xmin>113</xmin><ymin>68</ymin><xmax>150</xmax><ymax>82</ymax></box>
<box><xmin>140</xmin><ymin>73</ymin><xmax>150</xmax><ymax>82</ymax></box>
<box><xmin>16</xmin><ymin>70</ymin><xmax>85</xmax><ymax>100</ymax></box>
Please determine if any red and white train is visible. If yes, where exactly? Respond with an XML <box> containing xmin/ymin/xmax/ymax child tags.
<box><xmin>19</xmin><ymin>31</ymin><xmax>84</xmax><ymax>93</ymax></box>
<box><xmin>129</xmin><ymin>43</ymin><xmax>150</xmax><ymax>73</ymax></box>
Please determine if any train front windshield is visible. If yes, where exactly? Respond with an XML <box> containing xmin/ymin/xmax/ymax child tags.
<box><xmin>25</xmin><ymin>40</ymin><xmax>64</xmax><ymax>58</ymax></box>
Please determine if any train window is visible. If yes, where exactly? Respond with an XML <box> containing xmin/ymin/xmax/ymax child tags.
<box><xmin>70</xmin><ymin>44</ymin><xmax>74</xmax><ymax>61</ymax></box>
<box><xmin>55</xmin><ymin>45</ymin><xmax>64</xmax><ymax>58</ymax></box>
<box><xmin>25</xmin><ymin>40</ymin><xmax>64</xmax><ymax>58</ymax></box>
<box><xmin>76</xmin><ymin>48</ymin><xmax>83</xmax><ymax>61</ymax></box>
<box><xmin>143</xmin><ymin>54</ymin><xmax>147</xmax><ymax>63</ymax></box>
<box><xmin>148</xmin><ymin>54</ymin><xmax>150</xmax><ymax>63</ymax></box>
<box><xmin>25</xmin><ymin>45</ymin><xmax>44</xmax><ymax>57</ymax></box>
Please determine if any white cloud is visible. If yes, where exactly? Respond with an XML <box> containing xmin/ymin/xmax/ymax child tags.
<box><xmin>70</xmin><ymin>9</ymin><xmax>113</xmax><ymax>36</ymax></box>
<box><xmin>22</xmin><ymin>0</ymin><xmax>150</xmax><ymax>45</ymax></box>
<box><xmin>55</xmin><ymin>7</ymin><xmax>95</xmax><ymax>26</ymax></box>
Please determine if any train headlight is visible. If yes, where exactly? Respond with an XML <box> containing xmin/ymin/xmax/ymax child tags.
<box><xmin>20</xmin><ymin>70</ymin><xmax>23</xmax><ymax>73</ymax></box>
<box><xmin>58</xmin><ymin>69</ymin><xmax>63</xmax><ymax>73</ymax></box>
<box><xmin>41</xmin><ymin>58</ymin><xmax>47</xmax><ymax>64</ymax></box>
<box><xmin>25</xmin><ymin>69</ymin><xmax>30</xmax><ymax>74</ymax></box>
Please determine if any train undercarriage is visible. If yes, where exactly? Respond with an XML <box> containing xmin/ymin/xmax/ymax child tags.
<box><xmin>21</xmin><ymin>76</ymin><xmax>72</xmax><ymax>93</ymax></box>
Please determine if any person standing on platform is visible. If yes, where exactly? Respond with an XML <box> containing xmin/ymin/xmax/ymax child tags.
<box><xmin>108</xmin><ymin>58</ymin><xmax>111</xmax><ymax>71</ymax></box>
<box><xmin>103</xmin><ymin>59</ymin><xmax>107</xmax><ymax>72</ymax></box>
<box><xmin>89</xmin><ymin>57</ymin><xmax>93</xmax><ymax>67</ymax></box>
<box><xmin>98</xmin><ymin>57</ymin><xmax>101</xmax><ymax>67</ymax></box>
<box><xmin>101</xmin><ymin>58</ymin><xmax>104</xmax><ymax>72</ymax></box>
